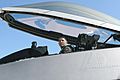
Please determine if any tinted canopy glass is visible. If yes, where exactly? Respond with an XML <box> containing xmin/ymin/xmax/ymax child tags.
<box><xmin>15</xmin><ymin>1</ymin><xmax>120</xmax><ymax>26</ymax></box>
<box><xmin>11</xmin><ymin>13</ymin><xmax>120</xmax><ymax>45</ymax></box>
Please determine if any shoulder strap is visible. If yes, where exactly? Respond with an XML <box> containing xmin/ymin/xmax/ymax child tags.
<box><xmin>67</xmin><ymin>45</ymin><xmax>75</xmax><ymax>52</ymax></box>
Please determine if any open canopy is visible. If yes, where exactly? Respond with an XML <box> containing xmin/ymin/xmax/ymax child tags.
<box><xmin>0</xmin><ymin>1</ymin><xmax>120</xmax><ymax>45</ymax></box>
<box><xmin>16</xmin><ymin>1</ymin><xmax>120</xmax><ymax>26</ymax></box>
<box><xmin>2</xmin><ymin>1</ymin><xmax>120</xmax><ymax>25</ymax></box>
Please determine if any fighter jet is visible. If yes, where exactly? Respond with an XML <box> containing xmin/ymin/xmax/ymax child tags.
<box><xmin>0</xmin><ymin>1</ymin><xmax>120</xmax><ymax>80</ymax></box>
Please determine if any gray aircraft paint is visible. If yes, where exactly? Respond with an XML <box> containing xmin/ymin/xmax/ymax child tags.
<box><xmin>0</xmin><ymin>48</ymin><xmax>120</xmax><ymax>80</ymax></box>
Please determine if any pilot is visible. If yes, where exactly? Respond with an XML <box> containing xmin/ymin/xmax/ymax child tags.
<box><xmin>58</xmin><ymin>37</ymin><xmax>74</xmax><ymax>54</ymax></box>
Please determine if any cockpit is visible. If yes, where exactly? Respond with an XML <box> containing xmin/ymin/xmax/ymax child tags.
<box><xmin>10</xmin><ymin>13</ymin><xmax>120</xmax><ymax>50</ymax></box>
<box><xmin>1</xmin><ymin>1</ymin><xmax>120</xmax><ymax>64</ymax></box>
<box><xmin>1</xmin><ymin>13</ymin><xmax>120</xmax><ymax>64</ymax></box>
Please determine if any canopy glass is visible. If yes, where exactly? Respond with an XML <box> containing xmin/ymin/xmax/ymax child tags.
<box><xmin>11</xmin><ymin>13</ymin><xmax>120</xmax><ymax>45</ymax></box>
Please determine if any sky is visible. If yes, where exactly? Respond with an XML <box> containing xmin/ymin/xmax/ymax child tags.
<box><xmin>0</xmin><ymin>0</ymin><xmax>120</xmax><ymax>58</ymax></box>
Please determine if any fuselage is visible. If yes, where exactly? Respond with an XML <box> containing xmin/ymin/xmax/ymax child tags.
<box><xmin>0</xmin><ymin>47</ymin><xmax>120</xmax><ymax>80</ymax></box>
<box><xmin>1</xmin><ymin>1</ymin><xmax>120</xmax><ymax>80</ymax></box>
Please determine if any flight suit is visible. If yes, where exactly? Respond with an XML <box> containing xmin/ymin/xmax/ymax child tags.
<box><xmin>59</xmin><ymin>45</ymin><xmax>74</xmax><ymax>54</ymax></box>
